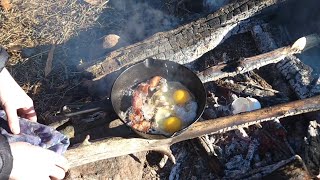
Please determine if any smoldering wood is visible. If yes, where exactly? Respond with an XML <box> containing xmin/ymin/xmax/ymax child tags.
<box><xmin>215</xmin><ymin>76</ymin><xmax>279</xmax><ymax>96</ymax></box>
<box><xmin>197</xmin><ymin>33</ymin><xmax>320</xmax><ymax>83</ymax></box>
<box><xmin>214</xmin><ymin>79</ymin><xmax>290</xmax><ymax>104</ymax></box>
<box><xmin>276</xmin><ymin>55</ymin><xmax>314</xmax><ymax>99</ymax></box>
<box><xmin>198</xmin><ymin>136</ymin><xmax>225</xmax><ymax>177</ymax></box>
<box><xmin>303</xmin><ymin>119</ymin><xmax>320</xmax><ymax>176</ymax></box>
<box><xmin>65</xmin><ymin>95</ymin><xmax>320</xmax><ymax>168</ymax></box>
<box><xmin>83</xmin><ymin>33</ymin><xmax>317</xmax><ymax>99</ymax></box>
<box><xmin>237</xmin><ymin>155</ymin><xmax>311</xmax><ymax>179</ymax></box>
<box><xmin>84</xmin><ymin>0</ymin><xmax>288</xmax><ymax>79</ymax></box>
<box><xmin>252</xmin><ymin>24</ymin><xmax>320</xmax><ymax>177</ymax></box>
<box><xmin>251</xmin><ymin>24</ymin><xmax>320</xmax><ymax>99</ymax></box>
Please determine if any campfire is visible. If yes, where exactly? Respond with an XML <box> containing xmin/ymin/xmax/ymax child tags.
<box><xmin>37</xmin><ymin>0</ymin><xmax>320</xmax><ymax>179</ymax></box>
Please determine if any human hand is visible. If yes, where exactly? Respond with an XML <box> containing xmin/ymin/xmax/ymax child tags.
<box><xmin>0</xmin><ymin>68</ymin><xmax>37</xmax><ymax>134</ymax></box>
<box><xmin>9</xmin><ymin>142</ymin><xmax>69</xmax><ymax>180</ymax></box>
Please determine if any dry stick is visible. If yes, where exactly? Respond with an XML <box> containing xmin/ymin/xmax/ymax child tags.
<box><xmin>197</xmin><ymin>34</ymin><xmax>320</xmax><ymax>83</ymax></box>
<box><xmin>65</xmin><ymin>94</ymin><xmax>320</xmax><ymax>168</ymax></box>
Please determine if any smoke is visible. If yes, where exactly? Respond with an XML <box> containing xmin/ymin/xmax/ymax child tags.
<box><xmin>203</xmin><ymin>0</ymin><xmax>229</xmax><ymax>12</ymax></box>
<box><xmin>109</xmin><ymin>0</ymin><xmax>180</xmax><ymax>43</ymax></box>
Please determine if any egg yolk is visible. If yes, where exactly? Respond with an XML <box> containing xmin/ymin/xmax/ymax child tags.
<box><xmin>163</xmin><ymin>116</ymin><xmax>182</xmax><ymax>133</ymax></box>
<box><xmin>173</xmin><ymin>89</ymin><xmax>190</xmax><ymax>105</ymax></box>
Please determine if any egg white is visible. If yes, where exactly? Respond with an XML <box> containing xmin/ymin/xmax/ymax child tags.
<box><xmin>149</xmin><ymin>81</ymin><xmax>198</xmax><ymax>134</ymax></box>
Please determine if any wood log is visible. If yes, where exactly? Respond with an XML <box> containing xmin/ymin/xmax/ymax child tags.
<box><xmin>65</xmin><ymin>94</ymin><xmax>320</xmax><ymax>168</ymax></box>
<box><xmin>84</xmin><ymin>0</ymin><xmax>288</xmax><ymax>79</ymax></box>
<box><xmin>84</xmin><ymin>33</ymin><xmax>320</xmax><ymax>98</ymax></box>
<box><xmin>251</xmin><ymin>24</ymin><xmax>320</xmax><ymax>176</ymax></box>
<box><xmin>197</xmin><ymin>34</ymin><xmax>320</xmax><ymax>83</ymax></box>
<box><xmin>251</xmin><ymin>24</ymin><xmax>320</xmax><ymax>99</ymax></box>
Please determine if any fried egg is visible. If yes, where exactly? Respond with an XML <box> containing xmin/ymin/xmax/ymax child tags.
<box><xmin>150</xmin><ymin>80</ymin><xmax>198</xmax><ymax>135</ymax></box>
<box><xmin>173</xmin><ymin>89</ymin><xmax>190</xmax><ymax>105</ymax></box>
<box><xmin>163</xmin><ymin>116</ymin><xmax>182</xmax><ymax>133</ymax></box>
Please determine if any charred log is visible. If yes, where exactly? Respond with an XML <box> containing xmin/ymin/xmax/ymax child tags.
<box><xmin>197</xmin><ymin>33</ymin><xmax>319</xmax><ymax>84</ymax></box>
<box><xmin>241</xmin><ymin>155</ymin><xmax>311</xmax><ymax>179</ymax></box>
<box><xmin>251</xmin><ymin>24</ymin><xmax>320</xmax><ymax>99</ymax></box>
<box><xmin>251</xmin><ymin>23</ymin><xmax>320</xmax><ymax>177</ymax></box>
<box><xmin>84</xmin><ymin>0</ymin><xmax>288</xmax><ymax>79</ymax></box>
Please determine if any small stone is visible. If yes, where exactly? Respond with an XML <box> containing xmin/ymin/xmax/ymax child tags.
<box><xmin>103</xmin><ymin>34</ymin><xmax>120</xmax><ymax>49</ymax></box>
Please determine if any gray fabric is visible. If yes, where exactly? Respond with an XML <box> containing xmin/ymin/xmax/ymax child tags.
<box><xmin>0</xmin><ymin>47</ymin><xmax>9</xmax><ymax>72</ymax></box>
<box><xmin>0</xmin><ymin>111</ymin><xmax>69</xmax><ymax>155</ymax></box>
<box><xmin>0</xmin><ymin>134</ymin><xmax>13</xmax><ymax>180</ymax></box>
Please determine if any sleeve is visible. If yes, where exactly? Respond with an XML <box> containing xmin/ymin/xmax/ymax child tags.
<box><xmin>0</xmin><ymin>47</ymin><xmax>9</xmax><ymax>72</ymax></box>
<box><xmin>0</xmin><ymin>134</ymin><xmax>13</xmax><ymax>180</ymax></box>
<box><xmin>0</xmin><ymin>48</ymin><xmax>13</xmax><ymax>179</ymax></box>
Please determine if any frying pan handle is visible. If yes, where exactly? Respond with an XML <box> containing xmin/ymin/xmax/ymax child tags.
<box><xmin>61</xmin><ymin>99</ymin><xmax>113</xmax><ymax>117</ymax></box>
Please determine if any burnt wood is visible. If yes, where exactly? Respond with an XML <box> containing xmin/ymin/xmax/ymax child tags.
<box><xmin>251</xmin><ymin>24</ymin><xmax>320</xmax><ymax>99</ymax></box>
<box><xmin>197</xmin><ymin>33</ymin><xmax>319</xmax><ymax>83</ymax></box>
<box><xmin>84</xmin><ymin>0</ymin><xmax>288</xmax><ymax>79</ymax></box>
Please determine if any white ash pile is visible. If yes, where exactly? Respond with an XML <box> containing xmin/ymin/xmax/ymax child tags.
<box><xmin>200</xmin><ymin>89</ymin><xmax>310</xmax><ymax>179</ymax></box>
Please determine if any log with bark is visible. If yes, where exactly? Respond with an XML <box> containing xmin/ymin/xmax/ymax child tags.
<box><xmin>65</xmin><ymin>94</ymin><xmax>320</xmax><ymax>168</ymax></box>
<box><xmin>83</xmin><ymin>0</ymin><xmax>289</xmax><ymax>79</ymax></box>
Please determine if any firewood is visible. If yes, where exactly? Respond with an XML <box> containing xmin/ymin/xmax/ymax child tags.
<box><xmin>197</xmin><ymin>34</ymin><xmax>320</xmax><ymax>83</ymax></box>
<box><xmin>251</xmin><ymin>24</ymin><xmax>320</xmax><ymax>99</ymax></box>
<box><xmin>83</xmin><ymin>0</ymin><xmax>288</xmax><ymax>79</ymax></box>
<box><xmin>251</xmin><ymin>25</ymin><xmax>320</xmax><ymax>176</ymax></box>
<box><xmin>65</xmin><ymin>94</ymin><xmax>320</xmax><ymax>168</ymax></box>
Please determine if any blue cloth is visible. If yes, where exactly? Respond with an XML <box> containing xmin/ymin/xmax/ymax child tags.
<box><xmin>0</xmin><ymin>111</ymin><xmax>69</xmax><ymax>155</ymax></box>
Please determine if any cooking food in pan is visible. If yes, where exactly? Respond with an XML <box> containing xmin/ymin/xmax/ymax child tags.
<box><xmin>121</xmin><ymin>75</ymin><xmax>198</xmax><ymax>135</ymax></box>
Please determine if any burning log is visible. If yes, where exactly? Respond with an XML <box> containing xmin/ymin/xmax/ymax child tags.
<box><xmin>84</xmin><ymin>33</ymin><xmax>319</xmax><ymax>99</ymax></box>
<box><xmin>238</xmin><ymin>155</ymin><xmax>311</xmax><ymax>179</ymax></box>
<box><xmin>84</xmin><ymin>0</ymin><xmax>288</xmax><ymax>79</ymax></box>
<box><xmin>251</xmin><ymin>24</ymin><xmax>320</xmax><ymax>99</ymax></box>
<box><xmin>65</xmin><ymin>94</ymin><xmax>320</xmax><ymax>168</ymax></box>
<box><xmin>197</xmin><ymin>34</ymin><xmax>320</xmax><ymax>83</ymax></box>
<box><xmin>251</xmin><ymin>24</ymin><xmax>320</xmax><ymax>176</ymax></box>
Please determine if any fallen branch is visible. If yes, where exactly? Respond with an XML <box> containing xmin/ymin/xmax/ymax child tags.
<box><xmin>197</xmin><ymin>34</ymin><xmax>320</xmax><ymax>83</ymax></box>
<box><xmin>65</xmin><ymin>94</ymin><xmax>320</xmax><ymax>168</ymax></box>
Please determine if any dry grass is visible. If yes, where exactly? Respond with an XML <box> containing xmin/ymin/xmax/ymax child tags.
<box><xmin>0</xmin><ymin>0</ymin><xmax>107</xmax><ymax>48</ymax></box>
<box><xmin>0</xmin><ymin>0</ymin><xmax>109</xmax><ymax>122</ymax></box>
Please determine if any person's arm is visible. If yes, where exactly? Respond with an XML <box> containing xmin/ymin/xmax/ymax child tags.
<box><xmin>0</xmin><ymin>47</ymin><xmax>37</xmax><ymax>134</ymax></box>
<box><xmin>0</xmin><ymin>47</ymin><xmax>68</xmax><ymax>179</ymax></box>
